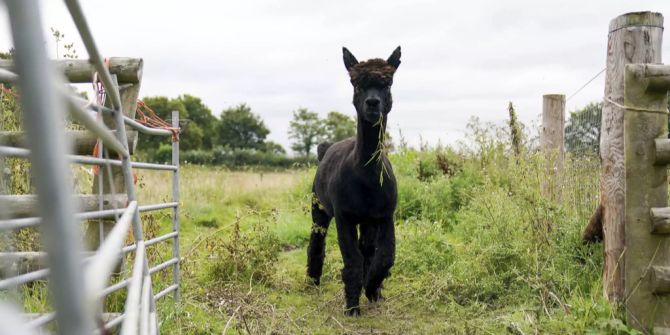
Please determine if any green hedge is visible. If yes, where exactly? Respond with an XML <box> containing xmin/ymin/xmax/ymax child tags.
<box><xmin>149</xmin><ymin>144</ymin><xmax>315</xmax><ymax>168</ymax></box>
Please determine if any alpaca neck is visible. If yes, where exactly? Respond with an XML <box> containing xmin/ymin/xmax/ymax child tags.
<box><xmin>354</xmin><ymin>114</ymin><xmax>386</xmax><ymax>168</ymax></box>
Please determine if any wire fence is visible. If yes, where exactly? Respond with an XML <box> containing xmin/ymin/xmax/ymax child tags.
<box><xmin>562</xmin><ymin>102</ymin><xmax>602</xmax><ymax>220</ymax></box>
<box><xmin>0</xmin><ymin>0</ymin><xmax>180</xmax><ymax>334</ymax></box>
<box><xmin>560</xmin><ymin>68</ymin><xmax>605</xmax><ymax>222</ymax></box>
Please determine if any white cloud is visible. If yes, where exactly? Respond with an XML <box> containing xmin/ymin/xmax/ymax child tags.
<box><xmin>0</xmin><ymin>0</ymin><xmax>668</xmax><ymax>150</ymax></box>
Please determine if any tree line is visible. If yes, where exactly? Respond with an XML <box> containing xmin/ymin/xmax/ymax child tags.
<box><xmin>139</xmin><ymin>95</ymin><xmax>356</xmax><ymax>165</ymax></box>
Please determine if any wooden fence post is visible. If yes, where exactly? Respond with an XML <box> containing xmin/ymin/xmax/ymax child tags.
<box><xmin>540</xmin><ymin>94</ymin><xmax>565</xmax><ymax>202</ymax></box>
<box><xmin>623</xmin><ymin>63</ymin><xmax>670</xmax><ymax>333</ymax></box>
<box><xmin>599</xmin><ymin>12</ymin><xmax>663</xmax><ymax>304</ymax></box>
<box><xmin>86</xmin><ymin>60</ymin><xmax>143</xmax><ymax>250</ymax></box>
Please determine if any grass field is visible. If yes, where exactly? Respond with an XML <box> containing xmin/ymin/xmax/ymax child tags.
<box><xmin>2</xmin><ymin>119</ymin><xmax>634</xmax><ymax>334</ymax></box>
<box><xmin>134</xmin><ymin>131</ymin><xmax>636</xmax><ymax>334</ymax></box>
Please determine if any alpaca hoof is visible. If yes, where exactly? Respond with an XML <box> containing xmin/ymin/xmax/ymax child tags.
<box><xmin>365</xmin><ymin>287</ymin><xmax>384</xmax><ymax>302</ymax></box>
<box><xmin>344</xmin><ymin>306</ymin><xmax>360</xmax><ymax>317</ymax></box>
<box><xmin>308</xmin><ymin>277</ymin><xmax>320</xmax><ymax>286</ymax></box>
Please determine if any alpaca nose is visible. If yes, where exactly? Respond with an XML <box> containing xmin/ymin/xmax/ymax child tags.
<box><xmin>365</xmin><ymin>98</ymin><xmax>380</xmax><ymax>107</ymax></box>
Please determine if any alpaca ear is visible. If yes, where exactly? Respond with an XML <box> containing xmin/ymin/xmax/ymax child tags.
<box><xmin>342</xmin><ymin>47</ymin><xmax>358</xmax><ymax>71</ymax></box>
<box><xmin>387</xmin><ymin>46</ymin><xmax>401</xmax><ymax>69</ymax></box>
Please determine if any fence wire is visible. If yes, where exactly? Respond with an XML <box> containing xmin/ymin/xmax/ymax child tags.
<box><xmin>562</xmin><ymin>101</ymin><xmax>602</xmax><ymax>221</ymax></box>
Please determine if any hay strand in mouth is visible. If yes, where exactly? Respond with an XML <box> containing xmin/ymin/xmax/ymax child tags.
<box><xmin>364</xmin><ymin>113</ymin><xmax>390</xmax><ymax>186</ymax></box>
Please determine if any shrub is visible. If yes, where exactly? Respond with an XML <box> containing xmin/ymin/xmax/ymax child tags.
<box><xmin>393</xmin><ymin>150</ymin><xmax>480</xmax><ymax>229</ymax></box>
<box><xmin>206</xmin><ymin>216</ymin><xmax>281</xmax><ymax>284</ymax></box>
<box><xmin>153</xmin><ymin>143</ymin><xmax>173</xmax><ymax>163</ymax></box>
<box><xmin>395</xmin><ymin>219</ymin><xmax>454</xmax><ymax>274</ymax></box>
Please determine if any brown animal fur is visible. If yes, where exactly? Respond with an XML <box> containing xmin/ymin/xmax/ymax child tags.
<box><xmin>582</xmin><ymin>204</ymin><xmax>604</xmax><ymax>243</ymax></box>
<box><xmin>348</xmin><ymin>59</ymin><xmax>396</xmax><ymax>87</ymax></box>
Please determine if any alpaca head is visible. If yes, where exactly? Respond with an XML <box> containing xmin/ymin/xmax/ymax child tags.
<box><xmin>343</xmin><ymin>46</ymin><xmax>401</xmax><ymax>124</ymax></box>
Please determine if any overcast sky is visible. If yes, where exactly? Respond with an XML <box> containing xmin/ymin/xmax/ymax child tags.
<box><xmin>1</xmin><ymin>1</ymin><xmax>669</xmax><ymax>151</ymax></box>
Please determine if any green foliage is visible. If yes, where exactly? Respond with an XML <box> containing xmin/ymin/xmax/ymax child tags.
<box><xmin>288</xmin><ymin>108</ymin><xmax>324</xmax><ymax>158</ymax></box>
<box><xmin>206</xmin><ymin>214</ymin><xmax>281</xmax><ymax>283</ymax></box>
<box><xmin>50</xmin><ymin>28</ymin><xmax>78</xmax><ymax>59</ymax></box>
<box><xmin>395</xmin><ymin>219</ymin><xmax>454</xmax><ymax>274</ymax></box>
<box><xmin>137</xmin><ymin>96</ymin><xmax>187</xmax><ymax>150</ymax></box>
<box><xmin>217</xmin><ymin>103</ymin><xmax>270</xmax><ymax>150</ymax></box>
<box><xmin>10</xmin><ymin>96</ymin><xmax>642</xmax><ymax>333</ymax></box>
<box><xmin>138</xmin><ymin>95</ymin><xmax>223</xmax><ymax>154</ymax></box>
<box><xmin>508</xmin><ymin>101</ymin><xmax>523</xmax><ymax>156</ymax></box>
<box><xmin>261</xmin><ymin>140</ymin><xmax>286</xmax><ymax>154</ymax></box>
<box><xmin>0</xmin><ymin>81</ymin><xmax>32</xmax><ymax>198</ymax></box>
<box><xmin>0</xmin><ymin>48</ymin><xmax>14</xmax><ymax>60</ymax></box>
<box><xmin>179</xmin><ymin>95</ymin><xmax>218</xmax><ymax>149</ymax></box>
<box><xmin>137</xmin><ymin>98</ymin><xmax>290</xmax><ymax>164</ymax></box>
<box><xmin>393</xmin><ymin>149</ymin><xmax>480</xmax><ymax>228</ymax></box>
<box><xmin>179</xmin><ymin>147</ymin><xmax>314</xmax><ymax>168</ymax></box>
<box><xmin>323</xmin><ymin>111</ymin><xmax>356</xmax><ymax>142</ymax></box>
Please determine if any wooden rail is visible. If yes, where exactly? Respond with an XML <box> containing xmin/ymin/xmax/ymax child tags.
<box><xmin>623</xmin><ymin>63</ymin><xmax>670</xmax><ymax>333</ymax></box>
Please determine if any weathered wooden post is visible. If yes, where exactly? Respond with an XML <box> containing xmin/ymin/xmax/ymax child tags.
<box><xmin>623</xmin><ymin>63</ymin><xmax>670</xmax><ymax>333</ymax></box>
<box><xmin>87</xmin><ymin>58</ymin><xmax>143</xmax><ymax>250</ymax></box>
<box><xmin>599</xmin><ymin>12</ymin><xmax>663</xmax><ymax>303</ymax></box>
<box><xmin>540</xmin><ymin>94</ymin><xmax>565</xmax><ymax>202</ymax></box>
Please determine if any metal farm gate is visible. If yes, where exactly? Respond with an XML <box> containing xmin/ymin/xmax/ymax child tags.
<box><xmin>0</xmin><ymin>0</ymin><xmax>180</xmax><ymax>333</ymax></box>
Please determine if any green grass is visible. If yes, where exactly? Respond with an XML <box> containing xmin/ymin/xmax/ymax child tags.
<box><xmin>134</xmin><ymin>136</ymin><xmax>636</xmax><ymax>334</ymax></box>
<box><xmin>2</xmin><ymin>120</ymin><xmax>638</xmax><ymax>334</ymax></box>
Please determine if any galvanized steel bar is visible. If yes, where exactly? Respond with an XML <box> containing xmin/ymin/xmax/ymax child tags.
<box><xmin>154</xmin><ymin>284</ymin><xmax>179</xmax><ymax>301</ymax></box>
<box><xmin>24</xmin><ymin>313</ymin><xmax>56</xmax><ymax>329</ymax></box>
<box><xmin>0</xmin><ymin>303</ymin><xmax>35</xmax><ymax>335</ymax></box>
<box><xmin>0</xmin><ymin>203</ymin><xmax>180</xmax><ymax>231</ymax></box>
<box><xmin>0</xmin><ymin>217</ymin><xmax>40</xmax><ymax>231</ymax></box>
<box><xmin>139</xmin><ymin>202</ymin><xmax>179</xmax><ymax>212</ymax></box>
<box><xmin>0</xmin><ymin>268</ymin><xmax>50</xmax><ymax>289</ymax></box>
<box><xmin>66</xmin><ymin>94</ymin><xmax>129</xmax><ymax>158</ymax></box>
<box><xmin>0</xmin><ymin>251</ymin><xmax>99</xmax><ymax>290</ymax></box>
<box><xmin>140</xmin><ymin>275</ymin><xmax>151</xmax><ymax>335</ymax></box>
<box><xmin>1</xmin><ymin>1</ymin><xmax>181</xmax><ymax>331</ymax></box>
<box><xmin>99</xmin><ymin>277</ymin><xmax>130</xmax><ymax>298</ymax></box>
<box><xmin>0</xmin><ymin>143</ymin><xmax>176</xmax><ymax>171</ymax></box>
<box><xmin>149</xmin><ymin>258</ymin><xmax>179</xmax><ymax>276</ymax></box>
<box><xmin>97</xmin><ymin>117</ymin><xmax>105</xmax><ymax>251</ymax></box>
<box><xmin>171</xmin><ymin>110</ymin><xmax>181</xmax><ymax>302</ymax></box>
<box><xmin>96</xmin><ymin>256</ymin><xmax>179</xmax><ymax>299</ymax></box>
<box><xmin>64</xmin><ymin>0</ymin><xmax>123</xmax><ymax>112</ymax></box>
<box><xmin>120</xmin><ymin>242</ymin><xmax>145</xmax><ymax>335</ymax></box>
<box><xmin>104</xmin><ymin>313</ymin><xmax>125</xmax><ymax>331</ymax></box>
<box><xmin>0</xmin><ymin>68</ymin><xmax>18</xmax><ymax>82</ymax></box>
<box><xmin>105</xmin><ymin>74</ymin><xmax>144</xmax><ymax>242</ymax></box>
<box><xmin>124</xmin><ymin>116</ymin><xmax>173</xmax><ymax>136</ymax></box>
<box><xmin>130</xmin><ymin>161</ymin><xmax>178</xmax><ymax>171</ymax></box>
<box><xmin>5</xmin><ymin>1</ymin><xmax>93</xmax><ymax>333</ymax></box>
<box><xmin>122</xmin><ymin>232</ymin><xmax>178</xmax><ymax>254</ymax></box>
<box><xmin>86</xmin><ymin>201</ymin><xmax>137</xmax><ymax>300</ymax></box>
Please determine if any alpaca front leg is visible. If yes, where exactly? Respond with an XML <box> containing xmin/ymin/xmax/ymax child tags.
<box><xmin>336</xmin><ymin>216</ymin><xmax>363</xmax><ymax>316</ymax></box>
<box><xmin>365</xmin><ymin>217</ymin><xmax>395</xmax><ymax>302</ymax></box>
<box><xmin>307</xmin><ymin>203</ymin><xmax>331</xmax><ymax>285</ymax></box>
<box><xmin>359</xmin><ymin>223</ymin><xmax>378</xmax><ymax>284</ymax></box>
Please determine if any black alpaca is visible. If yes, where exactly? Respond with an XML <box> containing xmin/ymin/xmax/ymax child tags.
<box><xmin>307</xmin><ymin>46</ymin><xmax>400</xmax><ymax>316</ymax></box>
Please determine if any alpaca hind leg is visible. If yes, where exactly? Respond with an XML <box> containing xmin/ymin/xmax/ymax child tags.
<box><xmin>336</xmin><ymin>215</ymin><xmax>363</xmax><ymax>316</ymax></box>
<box><xmin>365</xmin><ymin>217</ymin><xmax>395</xmax><ymax>302</ymax></box>
<box><xmin>306</xmin><ymin>203</ymin><xmax>331</xmax><ymax>285</ymax></box>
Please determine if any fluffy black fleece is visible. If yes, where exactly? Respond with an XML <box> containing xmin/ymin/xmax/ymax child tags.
<box><xmin>306</xmin><ymin>46</ymin><xmax>401</xmax><ymax>317</ymax></box>
<box><xmin>348</xmin><ymin>59</ymin><xmax>396</xmax><ymax>87</ymax></box>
